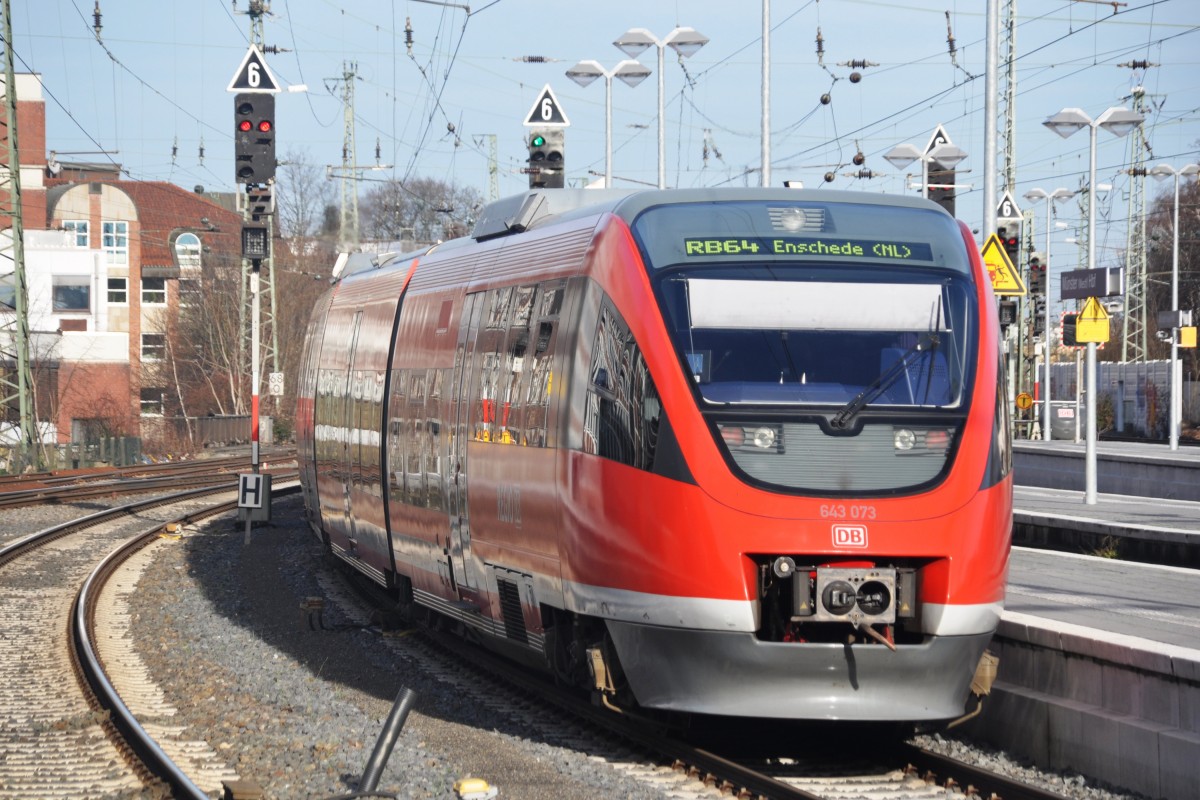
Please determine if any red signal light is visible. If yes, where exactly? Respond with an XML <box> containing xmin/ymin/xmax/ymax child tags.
<box><xmin>258</xmin><ymin>120</ymin><xmax>273</xmax><ymax>133</ymax></box>
<box><xmin>238</xmin><ymin>120</ymin><xmax>253</xmax><ymax>132</ymax></box>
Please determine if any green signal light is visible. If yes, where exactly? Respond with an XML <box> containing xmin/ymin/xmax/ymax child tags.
<box><xmin>531</xmin><ymin>135</ymin><xmax>546</xmax><ymax>147</ymax></box>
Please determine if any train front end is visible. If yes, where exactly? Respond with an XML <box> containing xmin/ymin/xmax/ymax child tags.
<box><xmin>578</xmin><ymin>190</ymin><xmax>1012</xmax><ymax>722</ymax></box>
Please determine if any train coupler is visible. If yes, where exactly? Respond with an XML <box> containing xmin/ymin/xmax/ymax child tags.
<box><xmin>946</xmin><ymin>649</ymin><xmax>999</xmax><ymax>729</ymax></box>
<box><xmin>586</xmin><ymin>646</ymin><xmax>624</xmax><ymax>714</ymax></box>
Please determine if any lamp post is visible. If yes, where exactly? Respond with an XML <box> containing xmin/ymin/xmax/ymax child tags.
<box><xmin>1149</xmin><ymin>162</ymin><xmax>1200</xmax><ymax>451</ymax></box>
<box><xmin>1042</xmin><ymin>106</ymin><xmax>1144</xmax><ymax>503</ymax></box>
<box><xmin>565</xmin><ymin>59</ymin><xmax>651</xmax><ymax>186</ymax></box>
<box><xmin>883</xmin><ymin>142</ymin><xmax>968</xmax><ymax>198</ymax></box>
<box><xmin>613</xmin><ymin>26</ymin><xmax>708</xmax><ymax>190</ymax></box>
<box><xmin>1024</xmin><ymin>187</ymin><xmax>1075</xmax><ymax>441</ymax></box>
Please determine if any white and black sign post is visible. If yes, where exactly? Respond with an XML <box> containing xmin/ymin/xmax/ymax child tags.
<box><xmin>230</xmin><ymin>44</ymin><xmax>280</xmax><ymax>540</ymax></box>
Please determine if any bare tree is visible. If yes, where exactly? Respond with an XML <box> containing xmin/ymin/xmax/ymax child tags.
<box><xmin>360</xmin><ymin>176</ymin><xmax>482</xmax><ymax>245</ymax></box>
<box><xmin>277</xmin><ymin>149</ymin><xmax>335</xmax><ymax>241</ymax></box>
<box><xmin>1144</xmin><ymin>177</ymin><xmax>1199</xmax><ymax>376</ymax></box>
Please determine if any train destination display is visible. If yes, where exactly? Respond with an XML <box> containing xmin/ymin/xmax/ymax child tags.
<box><xmin>683</xmin><ymin>236</ymin><xmax>934</xmax><ymax>261</ymax></box>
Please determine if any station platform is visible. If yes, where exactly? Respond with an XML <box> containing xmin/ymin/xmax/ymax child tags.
<box><xmin>1013</xmin><ymin>438</ymin><xmax>1200</xmax><ymax>501</ymax></box>
<box><xmin>959</xmin><ymin>442</ymin><xmax>1200</xmax><ymax>799</ymax></box>
<box><xmin>1012</xmin><ymin>439</ymin><xmax>1200</xmax><ymax>566</ymax></box>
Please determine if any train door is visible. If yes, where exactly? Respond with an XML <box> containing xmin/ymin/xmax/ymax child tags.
<box><xmin>447</xmin><ymin>292</ymin><xmax>484</xmax><ymax>593</ymax></box>
<box><xmin>341</xmin><ymin>311</ymin><xmax>364</xmax><ymax>549</ymax></box>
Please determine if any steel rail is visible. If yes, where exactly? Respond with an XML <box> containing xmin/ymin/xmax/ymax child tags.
<box><xmin>69</xmin><ymin>483</ymin><xmax>300</xmax><ymax>797</ymax></box>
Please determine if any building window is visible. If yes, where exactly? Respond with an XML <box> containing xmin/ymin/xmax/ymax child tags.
<box><xmin>141</xmin><ymin>333</ymin><xmax>165</xmax><ymax>361</ymax></box>
<box><xmin>178</xmin><ymin>278</ymin><xmax>199</xmax><ymax>307</ymax></box>
<box><xmin>175</xmin><ymin>232</ymin><xmax>201</xmax><ymax>271</ymax></box>
<box><xmin>52</xmin><ymin>276</ymin><xmax>91</xmax><ymax>312</ymax></box>
<box><xmin>103</xmin><ymin>220</ymin><xmax>129</xmax><ymax>265</ymax></box>
<box><xmin>142</xmin><ymin>277</ymin><xmax>166</xmax><ymax>305</ymax></box>
<box><xmin>107</xmin><ymin>277</ymin><xmax>128</xmax><ymax>304</ymax></box>
<box><xmin>140</xmin><ymin>387</ymin><xmax>164</xmax><ymax>416</ymax></box>
<box><xmin>0</xmin><ymin>276</ymin><xmax>14</xmax><ymax>310</ymax></box>
<box><xmin>62</xmin><ymin>219</ymin><xmax>90</xmax><ymax>247</ymax></box>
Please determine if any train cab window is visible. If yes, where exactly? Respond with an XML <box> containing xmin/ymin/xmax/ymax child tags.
<box><xmin>631</xmin><ymin>199</ymin><xmax>977</xmax><ymax>495</ymax></box>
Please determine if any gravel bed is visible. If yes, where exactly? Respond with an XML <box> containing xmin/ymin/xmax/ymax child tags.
<box><xmin>4</xmin><ymin>492</ymin><xmax>1150</xmax><ymax>800</ymax></box>
<box><xmin>0</xmin><ymin>496</ymin><xmax>159</xmax><ymax>547</ymax></box>
<box><xmin>126</xmin><ymin>495</ymin><xmax>680</xmax><ymax>800</ymax></box>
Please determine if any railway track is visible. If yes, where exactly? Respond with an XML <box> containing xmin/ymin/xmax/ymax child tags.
<box><xmin>0</xmin><ymin>450</ymin><xmax>296</xmax><ymax>509</ymax></box>
<box><xmin>0</xmin><ymin>477</ymin><xmax>1085</xmax><ymax>799</ymax></box>
<box><xmin>0</xmin><ymin>478</ymin><xmax>296</xmax><ymax>798</ymax></box>
<box><xmin>331</xmin><ymin>568</ymin><xmax>1072</xmax><ymax>800</ymax></box>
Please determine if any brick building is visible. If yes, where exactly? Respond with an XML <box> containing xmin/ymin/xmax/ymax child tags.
<box><xmin>3</xmin><ymin>73</ymin><xmax>244</xmax><ymax>446</ymax></box>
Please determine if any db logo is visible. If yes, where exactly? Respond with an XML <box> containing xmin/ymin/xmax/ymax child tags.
<box><xmin>832</xmin><ymin>524</ymin><xmax>869</xmax><ymax>548</ymax></box>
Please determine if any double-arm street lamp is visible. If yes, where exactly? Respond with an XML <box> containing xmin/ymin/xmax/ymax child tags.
<box><xmin>565</xmin><ymin>59</ymin><xmax>652</xmax><ymax>186</ymax></box>
<box><xmin>883</xmin><ymin>142</ymin><xmax>969</xmax><ymax>199</ymax></box>
<box><xmin>1024</xmin><ymin>186</ymin><xmax>1075</xmax><ymax>440</ymax></box>
<box><xmin>1149</xmin><ymin>162</ymin><xmax>1200</xmax><ymax>451</ymax></box>
<box><xmin>613</xmin><ymin>27</ymin><xmax>708</xmax><ymax>189</ymax></box>
<box><xmin>1042</xmin><ymin>105</ymin><xmax>1144</xmax><ymax>503</ymax></box>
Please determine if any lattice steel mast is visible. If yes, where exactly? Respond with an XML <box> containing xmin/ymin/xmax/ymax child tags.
<box><xmin>1119</xmin><ymin>64</ymin><xmax>1157</xmax><ymax>362</ymax></box>
<box><xmin>0</xmin><ymin>0</ymin><xmax>39</xmax><ymax>469</ymax></box>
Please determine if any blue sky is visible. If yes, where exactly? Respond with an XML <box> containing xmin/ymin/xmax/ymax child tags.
<box><xmin>12</xmin><ymin>0</ymin><xmax>1200</xmax><ymax>262</ymax></box>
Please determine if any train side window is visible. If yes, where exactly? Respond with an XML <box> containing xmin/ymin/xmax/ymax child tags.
<box><xmin>524</xmin><ymin>282</ymin><xmax>564</xmax><ymax>448</ymax></box>
<box><xmin>476</xmin><ymin>351</ymin><xmax>500</xmax><ymax>441</ymax></box>
<box><xmin>512</xmin><ymin>285</ymin><xmax>535</xmax><ymax>328</ymax></box>
<box><xmin>387</xmin><ymin>368</ymin><xmax>408</xmax><ymax>504</ymax></box>
<box><xmin>582</xmin><ymin>302</ymin><xmax>661</xmax><ymax>471</ymax></box>
<box><xmin>371</xmin><ymin>371</ymin><xmax>386</xmax><ymax>493</ymax></box>
<box><xmin>426</xmin><ymin>368</ymin><xmax>447</xmax><ymax>510</ymax></box>
<box><xmin>539</xmin><ymin>285</ymin><xmax>564</xmax><ymax>318</ymax></box>
<box><xmin>486</xmin><ymin>286</ymin><xmax>514</xmax><ymax>329</ymax></box>
<box><xmin>499</xmin><ymin>328</ymin><xmax>528</xmax><ymax>448</ymax></box>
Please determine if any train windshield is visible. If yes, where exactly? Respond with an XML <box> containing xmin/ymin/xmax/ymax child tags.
<box><xmin>631</xmin><ymin>199</ymin><xmax>978</xmax><ymax>495</ymax></box>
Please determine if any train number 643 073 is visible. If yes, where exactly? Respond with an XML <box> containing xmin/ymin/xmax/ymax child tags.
<box><xmin>819</xmin><ymin>503</ymin><xmax>877</xmax><ymax>520</ymax></box>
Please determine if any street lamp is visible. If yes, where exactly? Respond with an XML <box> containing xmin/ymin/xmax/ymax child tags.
<box><xmin>883</xmin><ymin>142</ymin><xmax>968</xmax><ymax>198</ymax></box>
<box><xmin>565</xmin><ymin>59</ymin><xmax>651</xmax><ymax>186</ymax></box>
<box><xmin>1043</xmin><ymin>105</ymin><xmax>1144</xmax><ymax>503</ymax></box>
<box><xmin>1024</xmin><ymin>186</ymin><xmax>1075</xmax><ymax>441</ymax></box>
<box><xmin>614</xmin><ymin>26</ymin><xmax>708</xmax><ymax>189</ymax></box>
<box><xmin>1149</xmin><ymin>162</ymin><xmax>1200</xmax><ymax>451</ymax></box>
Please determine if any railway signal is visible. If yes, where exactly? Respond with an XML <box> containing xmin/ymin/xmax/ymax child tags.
<box><xmin>1027</xmin><ymin>251</ymin><xmax>1045</xmax><ymax>294</ymax></box>
<box><xmin>997</xmin><ymin>223</ymin><xmax>1020</xmax><ymax>266</ymax></box>
<box><xmin>527</xmin><ymin>127</ymin><xmax>564</xmax><ymax>188</ymax></box>
<box><xmin>234</xmin><ymin>93</ymin><xmax>276</xmax><ymax>185</ymax></box>
<box><xmin>1062</xmin><ymin>313</ymin><xmax>1079</xmax><ymax>347</ymax></box>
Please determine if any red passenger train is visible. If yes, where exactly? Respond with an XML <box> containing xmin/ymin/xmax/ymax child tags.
<box><xmin>296</xmin><ymin>188</ymin><xmax>1012</xmax><ymax>722</ymax></box>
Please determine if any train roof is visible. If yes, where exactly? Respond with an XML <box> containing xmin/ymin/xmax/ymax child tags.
<box><xmin>332</xmin><ymin>187</ymin><xmax>956</xmax><ymax>283</ymax></box>
<box><xmin>470</xmin><ymin>187</ymin><xmax>953</xmax><ymax>242</ymax></box>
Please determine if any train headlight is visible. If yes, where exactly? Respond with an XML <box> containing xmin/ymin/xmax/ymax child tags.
<box><xmin>894</xmin><ymin>428</ymin><xmax>916</xmax><ymax>451</ymax></box>
<box><xmin>719</xmin><ymin>425</ymin><xmax>745</xmax><ymax>448</ymax></box>
<box><xmin>752</xmin><ymin>427</ymin><xmax>777</xmax><ymax>449</ymax></box>
<box><xmin>772</xmin><ymin>555</ymin><xmax>796</xmax><ymax>578</ymax></box>
<box><xmin>718</xmin><ymin>424</ymin><xmax>783</xmax><ymax>453</ymax></box>
<box><xmin>924</xmin><ymin>429</ymin><xmax>951</xmax><ymax>451</ymax></box>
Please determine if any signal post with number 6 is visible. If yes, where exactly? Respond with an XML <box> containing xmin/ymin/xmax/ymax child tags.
<box><xmin>228</xmin><ymin>42</ymin><xmax>282</xmax><ymax>536</ymax></box>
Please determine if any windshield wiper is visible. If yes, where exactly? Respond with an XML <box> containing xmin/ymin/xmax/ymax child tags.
<box><xmin>831</xmin><ymin>332</ymin><xmax>940</xmax><ymax>430</ymax></box>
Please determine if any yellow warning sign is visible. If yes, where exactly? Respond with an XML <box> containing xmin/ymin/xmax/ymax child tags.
<box><xmin>981</xmin><ymin>233</ymin><xmax>1026</xmax><ymax>296</ymax></box>
<box><xmin>1076</xmin><ymin>297</ymin><xmax>1110</xmax><ymax>343</ymax></box>
<box><xmin>1016</xmin><ymin>392</ymin><xmax>1033</xmax><ymax>410</ymax></box>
